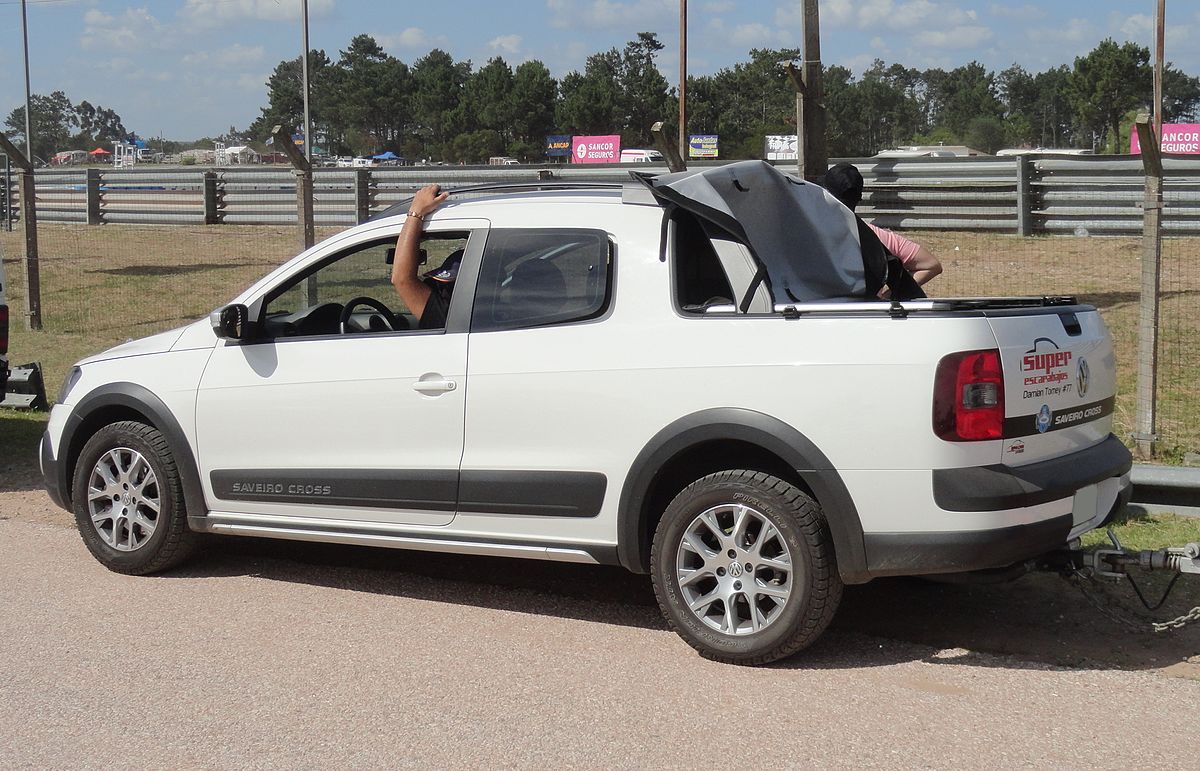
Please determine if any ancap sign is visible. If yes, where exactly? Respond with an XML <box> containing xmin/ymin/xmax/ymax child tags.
<box><xmin>545</xmin><ymin>135</ymin><xmax>572</xmax><ymax>157</ymax></box>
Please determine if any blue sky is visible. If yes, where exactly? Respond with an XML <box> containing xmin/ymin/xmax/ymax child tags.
<box><xmin>1</xmin><ymin>0</ymin><xmax>1197</xmax><ymax>141</ymax></box>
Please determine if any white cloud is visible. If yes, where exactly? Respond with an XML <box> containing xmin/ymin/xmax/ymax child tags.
<box><xmin>1028</xmin><ymin>17</ymin><xmax>1095</xmax><ymax>46</ymax></box>
<box><xmin>810</xmin><ymin>0</ymin><xmax>977</xmax><ymax>31</ymax></box>
<box><xmin>546</xmin><ymin>0</ymin><xmax>675</xmax><ymax>30</ymax></box>
<box><xmin>989</xmin><ymin>4</ymin><xmax>1046</xmax><ymax>21</ymax></box>
<box><xmin>1115</xmin><ymin>13</ymin><xmax>1153</xmax><ymax>38</ymax></box>
<box><xmin>235</xmin><ymin>73</ymin><xmax>268</xmax><ymax>92</ymax></box>
<box><xmin>81</xmin><ymin>7</ymin><xmax>168</xmax><ymax>52</ymax></box>
<box><xmin>379</xmin><ymin>28</ymin><xmax>448</xmax><ymax>50</ymax></box>
<box><xmin>182</xmin><ymin>44</ymin><xmax>265</xmax><ymax>68</ymax></box>
<box><xmin>915</xmin><ymin>25</ymin><xmax>993</xmax><ymax>50</ymax></box>
<box><xmin>488</xmin><ymin>35</ymin><xmax>523</xmax><ymax>56</ymax></box>
<box><xmin>181</xmin><ymin>0</ymin><xmax>335</xmax><ymax>25</ymax></box>
<box><xmin>730</xmin><ymin>22</ymin><xmax>784</xmax><ymax>47</ymax></box>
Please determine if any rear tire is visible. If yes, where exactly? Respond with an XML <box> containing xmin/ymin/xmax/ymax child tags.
<box><xmin>651</xmin><ymin>470</ymin><xmax>842</xmax><ymax>664</ymax></box>
<box><xmin>71</xmin><ymin>420</ymin><xmax>197</xmax><ymax>575</ymax></box>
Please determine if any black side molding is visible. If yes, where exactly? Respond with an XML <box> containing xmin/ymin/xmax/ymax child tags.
<box><xmin>932</xmin><ymin>434</ymin><xmax>1132</xmax><ymax>512</ymax></box>
<box><xmin>459</xmin><ymin>470</ymin><xmax>606</xmax><ymax>518</ymax></box>
<box><xmin>209</xmin><ymin>468</ymin><xmax>607</xmax><ymax>518</ymax></box>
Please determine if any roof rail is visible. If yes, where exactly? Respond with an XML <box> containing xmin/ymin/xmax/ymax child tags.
<box><xmin>371</xmin><ymin>181</ymin><xmax>630</xmax><ymax>221</ymax></box>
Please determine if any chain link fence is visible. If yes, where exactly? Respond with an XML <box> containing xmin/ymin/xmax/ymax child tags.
<box><xmin>2</xmin><ymin>158</ymin><xmax>1197</xmax><ymax>462</ymax></box>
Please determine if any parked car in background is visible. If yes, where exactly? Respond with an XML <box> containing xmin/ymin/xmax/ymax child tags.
<box><xmin>488</xmin><ymin>156</ymin><xmax>519</xmax><ymax>165</ymax></box>
<box><xmin>620</xmin><ymin>148</ymin><xmax>665</xmax><ymax>163</ymax></box>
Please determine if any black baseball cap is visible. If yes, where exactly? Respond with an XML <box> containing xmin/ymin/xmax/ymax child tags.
<box><xmin>423</xmin><ymin>249</ymin><xmax>463</xmax><ymax>283</ymax></box>
<box><xmin>823</xmin><ymin>163</ymin><xmax>864</xmax><ymax>210</ymax></box>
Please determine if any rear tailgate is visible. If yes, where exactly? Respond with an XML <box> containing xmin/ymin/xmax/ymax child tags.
<box><xmin>987</xmin><ymin>306</ymin><xmax>1117</xmax><ymax>465</ymax></box>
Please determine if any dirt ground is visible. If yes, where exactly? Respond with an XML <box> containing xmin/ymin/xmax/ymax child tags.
<box><xmin>6</xmin><ymin>451</ymin><xmax>1197</xmax><ymax>681</ymax></box>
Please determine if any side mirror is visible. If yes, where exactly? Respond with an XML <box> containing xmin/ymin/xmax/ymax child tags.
<box><xmin>211</xmin><ymin>304</ymin><xmax>250</xmax><ymax>340</ymax></box>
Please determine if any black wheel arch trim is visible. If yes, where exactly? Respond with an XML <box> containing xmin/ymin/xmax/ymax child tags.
<box><xmin>616</xmin><ymin>407</ymin><xmax>870</xmax><ymax>583</ymax></box>
<box><xmin>53</xmin><ymin>383</ymin><xmax>207</xmax><ymax>522</ymax></box>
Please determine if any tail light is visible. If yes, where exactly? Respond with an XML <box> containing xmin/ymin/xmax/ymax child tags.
<box><xmin>0</xmin><ymin>305</ymin><xmax>8</xmax><ymax>355</ymax></box>
<box><xmin>933</xmin><ymin>349</ymin><xmax>1004</xmax><ymax>441</ymax></box>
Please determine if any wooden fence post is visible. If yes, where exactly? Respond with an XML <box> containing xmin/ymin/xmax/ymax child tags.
<box><xmin>86</xmin><ymin>167</ymin><xmax>102</xmax><ymax>225</ymax></box>
<box><xmin>0</xmin><ymin>131</ymin><xmax>42</xmax><ymax>330</ymax></box>
<box><xmin>1133</xmin><ymin>119</ymin><xmax>1163</xmax><ymax>459</ymax></box>
<box><xmin>271</xmin><ymin>124</ymin><xmax>314</xmax><ymax>251</ymax></box>
<box><xmin>203</xmin><ymin>171</ymin><xmax>220</xmax><ymax>225</ymax></box>
<box><xmin>271</xmin><ymin>124</ymin><xmax>316</xmax><ymax>304</ymax></box>
<box><xmin>355</xmin><ymin>169</ymin><xmax>371</xmax><ymax>224</ymax></box>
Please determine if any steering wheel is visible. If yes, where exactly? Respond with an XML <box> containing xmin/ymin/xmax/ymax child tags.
<box><xmin>339</xmin><ymin>296</ymin><xmax>397</xmax><ymax>334</ymax></box>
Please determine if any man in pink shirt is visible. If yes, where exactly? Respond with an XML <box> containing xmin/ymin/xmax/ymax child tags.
<box><xmin>823</xmin><ymin>163</ymin><xmax>943</xmax><ymax>291</ymax></box>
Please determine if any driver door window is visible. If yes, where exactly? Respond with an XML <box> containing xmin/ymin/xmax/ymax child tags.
<box><xmin>263</xmin><ymin>234</ymin><xmax>468</xmax><ymax>337</ymax></box>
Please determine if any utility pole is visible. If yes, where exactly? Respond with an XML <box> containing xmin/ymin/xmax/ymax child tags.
<box><xmin>300</xmin><ymin>0</ymin><xmax>312</xmax><ymax>162</ymax></box>
<box><xmin>679</xmin><ymin>0</ymin><xmax>687</xmax><ymax>162</ymax></box>
<box><xmin>21</xmin><ymin>0</ymin><xmax>34</xmax><ymax>161</ymax></box>
<box><xmin>786</xmin><ymin>0</ymin><xmax>827</xmax><ymax>182</ymax></box>
<box><xmin>1154</xmin><ymin>0</ymin><xmax>1164</xmax><ymax>136</ymax></box>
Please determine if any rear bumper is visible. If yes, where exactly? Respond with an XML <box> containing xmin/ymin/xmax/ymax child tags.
<box><xmin>864</xmin><ymin>435</ymin><xmax>1132</xmax><ymax>577</ymax></box>
<box><xmin>931</xmin><ymin>434</ymin><xmax>1132</xmax><ymax>512</ymax></box>
<box><xmin>864</xmin><ymin>513</ymin><xmax>1075</xmax><ymax>577</ymax></box>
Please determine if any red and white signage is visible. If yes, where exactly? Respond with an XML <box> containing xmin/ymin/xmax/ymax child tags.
<box><xmin>571</xmin><ymin>135</ymin><xmax>621</xmax><ymax>164</ymax></box>
<box><xmin>1130</xmin><ymin>123</ymin><xmax>1200</xmax><ymax>154</ymax></box>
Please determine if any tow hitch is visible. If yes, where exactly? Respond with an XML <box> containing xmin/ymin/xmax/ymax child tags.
<box><xmin>1052</xmin><ymin>530</ymin><xmax>1200</xmax><ymax>632</ymax></box>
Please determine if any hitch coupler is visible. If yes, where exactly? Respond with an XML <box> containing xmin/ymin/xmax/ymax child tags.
<box><xmin>1082</xmin><ymin>529</ymin><xmax>1200</xmax><ymax>580</ymax></box>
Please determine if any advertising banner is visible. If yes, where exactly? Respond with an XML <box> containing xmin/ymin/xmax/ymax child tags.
<box><xmin>545</xmin><ymin>134</ymin><xmax>572</xmax><ymax>157</ymax></box>
<box><xmin>765</xmin><ymin>135</ymin><xmax>797</xmax><ymax>161</ymax></box>
<box><xmin>1130</xmin><ymin>123</ymin><xmax>1200</xmax><ymax>154</ymax></box>
<box><xmin>571</xmin><ymin>135</ymin><xmax>621</xmax><ymax>164</ymax></box>
<box><xmin>689</xmin><ymin>134</ymin><xmax>719</xmax><ymax>159</ymax></box>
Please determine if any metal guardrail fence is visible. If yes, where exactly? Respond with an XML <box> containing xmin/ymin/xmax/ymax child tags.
<box><xmin>5</xmin><ymin>155</ymin><xmax>1200</xmax><ymax>234</ymax></box>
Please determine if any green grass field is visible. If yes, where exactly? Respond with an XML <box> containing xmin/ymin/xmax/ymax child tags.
<box><xmin>2</xmin><ymin>223</ymin><xmax>1199</xmax><ymax>459</ymax></box>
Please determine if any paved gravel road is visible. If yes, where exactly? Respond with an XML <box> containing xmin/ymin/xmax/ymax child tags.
<box><xmin>1</xmin><ymin>516</ymin><xmax>1197</xmax><ymax>769</ymax></box>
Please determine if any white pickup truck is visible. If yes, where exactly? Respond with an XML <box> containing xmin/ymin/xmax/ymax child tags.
<box><xmin>41</xmin><ymin>162</ymin><xmax>1131</xmax><ymax>664</ymax></box>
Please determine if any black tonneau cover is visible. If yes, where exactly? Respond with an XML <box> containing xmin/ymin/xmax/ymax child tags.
<box><xmin>638</xmin><ymin>160</ymin><xmax>868</xmax><ymax>302</ymax></box>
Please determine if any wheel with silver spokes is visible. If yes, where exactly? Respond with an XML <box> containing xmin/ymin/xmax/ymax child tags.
<box><xmin>72</xmin><ymin>421</ymin><xmax>197</xmax><ymax>575</ymax></box>
<box><xmin>676</xmin><ymin>502</ymin><xmax>794</xmax><ymax>636</ymax></box>
<box><xmin>652</xmin><ymin>470</ymin><xmax>842</xmax><ymax>665</ymax></box>
<box><xmin>87</xmin><ymin>447</ymin><xmax>160</xmax><ymax>551</ymax></box>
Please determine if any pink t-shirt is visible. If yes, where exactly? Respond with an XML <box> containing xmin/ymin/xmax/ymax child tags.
<box><xmin>868</xmin><ymin>223</ymin><xmax>920</xmax><ymax>269</ymax></box>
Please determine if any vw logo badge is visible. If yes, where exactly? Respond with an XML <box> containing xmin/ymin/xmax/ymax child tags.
<box><xmin>1077</xmin><ymin>358</ymin><xmax>1090</xmax><ymax>398</ymax></box>
<box><xmin>1036</xmin><ymin>404</ymin><xmax>1052</xmax><ymax>434</ymax></box>
<box><xmin>729</xmin><ymin>562</ymin><xmax>744</xmax><ymax>577</ymax></box>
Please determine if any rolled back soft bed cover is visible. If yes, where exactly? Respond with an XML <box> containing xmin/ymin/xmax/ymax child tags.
<box><xmin>637</xmin><ymin>160</ymin><xmax>868</xmax><ymax>302</ymax></box>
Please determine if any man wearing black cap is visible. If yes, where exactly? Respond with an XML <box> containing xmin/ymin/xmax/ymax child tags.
<box><xmin>823</xmin><ymin>163</ymin><xmax>943</xmax><ymax>292</ymax></box>
<box><xmin>391</xmin><ymin>183</ymin><xmax>458</xmax><ymax>328</ymax></box>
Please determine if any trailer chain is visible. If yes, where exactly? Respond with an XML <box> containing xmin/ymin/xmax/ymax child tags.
<box><xmin>1152</xmin><ymin>605</ymin><xmax>1200</xmax><ymax>632</ymax></box>
<box><xmin>1070</xmin><ymin>570</ymin><xmax>1200</xmax><ymax>633</ymax></box>
<box><xmin>1068</xmin><ymin>571</ymin><xmax>1152</xmax><ymax>634</ymax></box>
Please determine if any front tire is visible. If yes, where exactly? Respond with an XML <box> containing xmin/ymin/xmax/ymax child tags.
<box><xmin>71</xmin><ymin>420</ymin><xmax>197</xmax><ymax>575</ymax></box>
<box><xmin>651</xmin><ymin>470</ymin><xmax>842</xmax><ymax>664</ymax></box>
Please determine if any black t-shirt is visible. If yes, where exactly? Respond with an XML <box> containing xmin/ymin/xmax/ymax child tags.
<box><xmin>418</xmin><ymin>280</ymin><xmax>453</xmax><ymax>329</ymax></box>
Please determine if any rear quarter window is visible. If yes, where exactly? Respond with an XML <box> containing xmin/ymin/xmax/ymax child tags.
<box><xmin>471</xmin><ymin>228</ymin><xmax>612</xmax><ymax>332</ymax></box>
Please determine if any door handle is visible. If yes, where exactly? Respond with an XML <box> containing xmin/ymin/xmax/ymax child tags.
<box><xmin>412</xmin><ymin>379</ymin><xmax>457</xmax><ymax>394</ymax></box>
